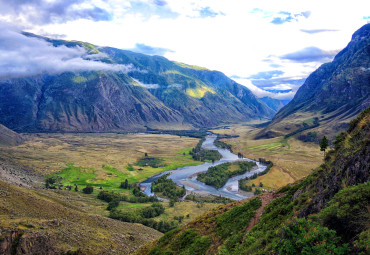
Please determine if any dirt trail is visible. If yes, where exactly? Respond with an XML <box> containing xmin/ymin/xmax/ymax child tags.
<box><xmin>241</xmin><ymin>192</ymin><xmax>283</xmax><ymax>243</ymax></box>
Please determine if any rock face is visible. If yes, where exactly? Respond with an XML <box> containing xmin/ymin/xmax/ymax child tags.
<box><xmin>0</xmin><ymin>35</ymin><xmax>275</xmax><ymax>132</ymax></box>
<box><xmin>258</xmin><ymin>24</ymin><xmax>370</xmax><ymax>138</ymax></box>
<box><xmin>0</xmin><ymin>124</ymin><xmax>23</xmax><ymax>146</ymax></box>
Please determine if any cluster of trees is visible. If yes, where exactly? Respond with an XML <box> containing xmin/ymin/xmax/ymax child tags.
<box><xmin>97</xmin><ymin>190</ymin><xmax>158</xmax><ymax>204</ymax></box>
<box><xmin>197</xmin><ymin>161</ymin><xmax>257</xmax><ymax>189</ymax></box>
<box><xmin>214</xmin><ymin>138</ymin><xmax>233</xmax><ymax>152</ymax></box>
<box><xmin>109</xmin><ymin>203</ymin><xmax>177</xmax><ymax>233</ymax></box>
<box><xmin>152</xmin><ymin>174</ymin><xmax>186</xmax><ymax>200</ymax></box>
<box><xmin>188</xmin><ymin>136</ymin><xmax>222</xmax><ymax>162</ymax></box>
<box><xmin>44</xmin><ymin>176</ymin><xmax>62</xmax><ymax>189</ymax></box>
<box><xmin>136</xmin><ymin>155</ymin><xmax>164</xmax><ymax>168</ymax></box>
<box><xmin>191</xmin><ymin>149</ymin><xmax>222</xmax><ymax>162</ymax></box>
<box><xmin>120</xmin><ymin>179</ymin><xmax>136</xmax><ymax>189</ymax></box>
<box><xmin>239</xmin><ymin>159</ymin><xmax>273</xmax><ymax>192</ymax></box>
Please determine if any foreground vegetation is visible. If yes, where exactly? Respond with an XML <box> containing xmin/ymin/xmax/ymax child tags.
<box><xmin>140</xmin><ymin>107</ymin><xmax>370</xmax><ymax>254</ymax></box>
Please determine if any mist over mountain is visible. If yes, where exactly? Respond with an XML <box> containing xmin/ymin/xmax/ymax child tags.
<box><xmin>0</xmin><ymin>32</ymin><xmax>275</xmax><ymax>132</ymax></box>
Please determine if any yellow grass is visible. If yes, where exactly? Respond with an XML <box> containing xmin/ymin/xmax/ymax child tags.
<box><xmin>0</xmin><ymin>133</ymin><xmax>200</xmax><ymax>178</ymax></box>
<box><xmin>211</xmin><ymin>123</ymin><xmax>323</xmax><ymax>189</ymax></box>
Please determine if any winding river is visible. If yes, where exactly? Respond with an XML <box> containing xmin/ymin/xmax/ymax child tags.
<box><xmin>140</xmin><ymin>135</ymin><xmax>267</xmax><ymax>200</ymax></box>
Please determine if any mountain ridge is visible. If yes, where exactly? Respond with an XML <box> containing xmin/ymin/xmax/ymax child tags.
<box><xmin>0</xmin><ymin>33</ymin><xmax>275</xmax><ymax>132</ymax></box>
<box><xmin>257</xmin><ymin>23</ymin><xmax>370</xmax><ymax>139</ymax></box>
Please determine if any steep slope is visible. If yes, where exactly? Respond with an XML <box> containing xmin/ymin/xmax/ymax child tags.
<box><xmin>0</xmin><ymin>180</ymin><xmax>162</xmax><ymax>254</ymax></box>
<box><xmin>0</xmin><ymin>124</ymin><xmax>23</xmax><ymax>146</ymax></box>
<box><xmin>257</xmin><ymin>24</ymin><xmax>370</xmax><ymax>139</ymax></box>
<box><xmin>259</xmin><ymin>97</ymin><xmax>285</xmax><ymax>112</ymax></box>
<box><xmin>0</xmin><ymin>72</ymin><xmax>185</xmax><ymax>132</ymax></box>
<box><xmin>142</xmin><ymin>107</ymin><xmax>369</xmax><ymax>254</ymax></box>
<box><xmin>0</xmin><ymin>34</ymin><xmax>274</xmax><ymax>132</ymax></box>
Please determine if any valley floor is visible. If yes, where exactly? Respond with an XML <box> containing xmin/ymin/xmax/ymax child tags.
<box><xmin>211</xmin><ymin>123</ymin><xmax>323</xmax><ymax>189</ymax></box>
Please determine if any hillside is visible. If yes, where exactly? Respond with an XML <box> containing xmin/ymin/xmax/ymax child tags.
<box><xmin>0</xmin><ymin>179</ymin><xmax>162</xmax><ymax>254</ymax></box>
<box><xmin>0</xmin><ymin>124</ymin><xmax>23</xmax><ymax>146</ymax></box>
<box><xmin>141</xmin><ymin>107</ymin><xmax>369</xmax><ymax>254</ymax></box>
<box><xmin>0</xmin><ymin>34</ymin><xmax>274</xmax><ymax>132</ymax></box>
<box><xmin>257</xmin><ymin>24</ymin><xmax>370</xmax><ymax>139</ymax></box>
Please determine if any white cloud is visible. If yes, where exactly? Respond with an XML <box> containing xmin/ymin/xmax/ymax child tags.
<box><xmin>0</xmin><ymin>23</ymin><xmax>134</xmax><ymax>79</ymax></box>
<box><xmin>0</xmin><ymin>0</ymin><xmax>368</xmax><ymax>97</ymax></box>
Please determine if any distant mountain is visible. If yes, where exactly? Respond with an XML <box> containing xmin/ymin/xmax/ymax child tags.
<box><xmin>257</xmin><ymin>24</ymin><xmax>370</xmax><ymax>139</ymax></box>
<box><xmin>0</xmin><ymin>34</ymin><xmax>275</xmax><ymax>132</ymax></box>
<box><xmin>142</xmin><ymin>107</ymin><xmax>369</xmax><ymax>254</ymax></box>
<box><xmin>259</xmin><ymin>97</ymin><xmax>284</xmax><ymax>112</ymax></box>
<box><xmin>0</xmin><ymin>124</ymin><xmax>23</xmax><ymax>146</ymax></box>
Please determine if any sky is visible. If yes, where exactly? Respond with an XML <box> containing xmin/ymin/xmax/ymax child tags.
<box><xmin>0</xmin><ymin>0</ymin><xmax>369</xmax><ymax>100</ymax></box>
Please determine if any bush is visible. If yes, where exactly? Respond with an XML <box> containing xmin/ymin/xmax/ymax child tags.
<box><xmin>82</xmin><ymin>185</ymin><xmax>94</xmax><ymax>194</ymax></box>
<box><xmin>273</xmin><ymin>218</ymin><xmax>348</xmax><ymax>254</ymax></box>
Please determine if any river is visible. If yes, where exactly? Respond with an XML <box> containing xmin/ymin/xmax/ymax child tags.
<box><xmin>140</xmin><ymin>135</ymin><xmax>267</xmax><ymax>200</ymax></box>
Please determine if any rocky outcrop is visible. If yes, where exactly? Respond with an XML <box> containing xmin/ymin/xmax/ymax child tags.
<box><xmin>258</xmin><ymin>24</ymin><xmax>370</xmax><ymax>139</ymax></box>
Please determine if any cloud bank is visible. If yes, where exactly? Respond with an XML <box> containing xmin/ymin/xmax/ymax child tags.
<box><xmin>130</xmin><ymin>43</ymin><xmax>174</xmax><ymax>56</ymax></box>
<box><xmin>0</xmin><ymin>24</ymin><xmax>134</xmax><ymax>79</ymax></box>
<box><xmin>0</xmin><ymin>0</ymin><xmax>112</xmax><ymax>25</ymax></box>
<box><xmin>280</xmin><ymin>47</ymin><xmax>339</xmax><ymax>63</ymax></box>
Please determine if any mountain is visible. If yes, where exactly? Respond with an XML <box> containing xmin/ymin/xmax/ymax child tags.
<box><xmin>0</xmin><ymin>124</ymin><xmax>23</xmax><ymax>146</ymax></box>
<box><xmin>259</xmin><ymin>97</ymin><xmax>285</xmax><ymax>112</ymax></box>
<box><xmin>141</xmin><ymin>107</ymin><xmax>369</xmax><ymax>254</ymax></box>
<box><xmin>257</xmin><ymin>24</ymin><xmax>370</xmax><ymax>139</ymax></box>
<box><xmin>0</xmin><ymin>34</ymin><xmax>275</xmax><ymax>132</ymax></box>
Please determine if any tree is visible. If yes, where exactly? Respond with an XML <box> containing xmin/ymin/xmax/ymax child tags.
<box><xmin>82</xmin><ymin>185</ymin><xmax>93</xmax><ymax>194</ymax></box>
<box><xmin>319</xmin><ymin>136</ymin><xmax>329</xmax><ymax>156</ymax></box>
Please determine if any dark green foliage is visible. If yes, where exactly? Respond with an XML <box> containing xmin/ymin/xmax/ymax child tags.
<box><xmin>273</xmin><ymin>218</ymin><xmax>348</xmax><ymax>255</ymax></box>
<box><xmin>120</xmin><ymin>179</ymin><xmax>129</xmax><ymax>189</ymax></box>
<box><xmin>217</xmin><ymin>197</ymin><xmax>262</xmax><ymax>238</ymax></box>
<box><xmin>147</xmin><ymin>129</ymin><xmax>207</xmax><ymax>139</ymax></box>
<box><xmin>189</xmin><ymin>138</ymin><xmax>222</xmax><ymax>162</ymax></box>
<box><xmin>109</xmin><ymin>203</ymin><xmax>175</xmax><ymax>233</ymax></box>
<box><xmin>97</xmin><ymin>190</ymin><xmax>158</xmax><ymax>203</ymax></box>
<box><xmin>44</xmin><ymin>175</ymin><xmax>62</xmax><ymax>189</ymax></box>
<box><xmin>216</xmin><ymin>198</ymin><xmax>262</xmax><ymax>252</ymax></box>
<box><xmin>191</xmin><ymin>149</ymin><xmax>222</xmax><ymax>162</ymax></box>
<box><xmin>239</xmin><ymin>158</ymin><xmax>273</xmax><ymax>191</ymax></box>
<box><xmin>107</xmin><ymin>199</ymin><xmax>119</xmax><ymax>211</ymax></box>
<box><xmin>152</xmin><ymin>174</ymin><xmax>185</xmax><ymax>200</ymax></box>
<box><xmin>319</xmin><ymin>182</ymin><xmax>370</xmax><ymax>243</ymax></box>
<box><xmin>136</xmin><ymin>156</ymin><xmax>164</xmax><ymax>168</ymax></box>
<box><xmin>82</xmin><ymin>185</ymin><xmax>93</xmax><ymax>194</ymax></box>
<box><xmin>214</xmin><ymin>138</ymin><xmax>233</xmax><ymax>152</ymax></box>
<box><xmin>151</xmin><ymin>228</ymin><xmax>211</xmax><ymax>255</ymax></box>
<box><xmin>319</xmin><ymin>136</ymin><xmax>329</xmax><ymax>155</ymax></box>
<box><xmin>197</xmin><ymin>161</ymin><xmax>256</xmax><ymax>189</ymax></box>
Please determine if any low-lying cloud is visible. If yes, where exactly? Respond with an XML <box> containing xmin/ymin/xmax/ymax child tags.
<box><xmin>0</xmin><ymin>0</ymin><xmax>112</xmax><ymax>25</ymax></box>
<box><xmin>280</xmin><ymin>47</ymin><xmax>339</xmax><ymax>63</ymax></box>
<box><xmin>131</xmin><ymin>43</ymin><xmax>174</xmax><ymax>56</ymax></box>
<box><xmin>0</xmin><ymin>24</ymin><xmax>134</xmax><ymax>79</ymax></box>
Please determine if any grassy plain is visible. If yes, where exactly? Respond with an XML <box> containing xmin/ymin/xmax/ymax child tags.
<box><xmin>211</xmin><ymin>124</ymin><xmax>323</xmax><ymax>189</ymax></box>
<box><xmin>0</xmin><ymin>133</ymin><xmax>201</xmax><ymax>186</ymax></box>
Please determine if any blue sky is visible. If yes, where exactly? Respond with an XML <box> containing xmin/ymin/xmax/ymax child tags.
<box><xmin>0</xmin><ymin>0</ymin><xmax>368</xmax><ymax>100</ymax></box>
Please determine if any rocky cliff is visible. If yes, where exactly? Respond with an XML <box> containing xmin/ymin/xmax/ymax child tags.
<box><xmin>257</xmin><ymin>24</ymin><xmax>370</xmax><ymax>139</ymax></box>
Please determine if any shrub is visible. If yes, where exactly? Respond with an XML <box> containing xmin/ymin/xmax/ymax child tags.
<box><xmin>82</xmin><ymin>185</ymin><xmax>93</xmax><ymax>194</ymax></box>
<box><xmin>273</xmin><ymin>218</ymin><xmax>348</xmax><ymax>254</ymax></box>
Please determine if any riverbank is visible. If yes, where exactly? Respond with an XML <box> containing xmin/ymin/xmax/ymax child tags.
<box><xmin>140</xmin><ymin>135</ymin><xmax>267</xmax><ymax>200</ymax></box>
